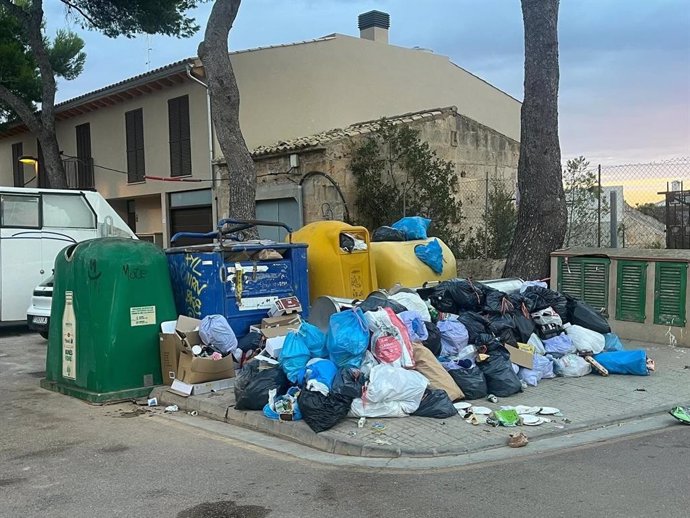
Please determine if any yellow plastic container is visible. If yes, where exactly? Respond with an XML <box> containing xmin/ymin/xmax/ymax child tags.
<box><xmin>370</xmin><ymin>238</ymin><xmax>457</xmax><ymax>290</ymax></box>
<box><xmin>289</xmin><ymin>221</ymin><xmax>378</xmax><ymax>301</ymax></box>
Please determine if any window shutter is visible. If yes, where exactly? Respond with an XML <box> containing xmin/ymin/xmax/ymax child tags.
<box><xmin>654</xmin><ymin>262</ymin><xmax>688</xmax><ymax>326</ymax></box>
<box><xmin>583</xmin><ymin>261</ymin><xmax>609</xmax><ymax>311</ymax></box>
<box><xmin>616</xmin><ymin>260</ymin><xmax>648</xmax><ymax>323</ymax></box>
<box><xmin>168</xmin><ymin>95</ymin><xmax>191</xmax><ymax>177</ymax></box>
<box><xmin>558</xmin><ymin>257</ymin><xmax>609</xmax><ymax>311</ymax></box>
<box><xmin>126</xmin><ymin>109</ymin><xmax>145</xmax><ymax>182</ymax></box>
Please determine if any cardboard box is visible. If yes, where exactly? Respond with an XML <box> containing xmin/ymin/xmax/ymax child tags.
<box><xmin>169</xmin><ymin>377</ymin><xmax>234</xmax><ymax>397</ymax></box>
<box><xmin>505</xmin><ymin>344</ymin><xmax>534</xmax><ymax>369</ymax></box>
<box><xmin>158</xmin><ymin>317</ymin><xmax>203</xmax><ymax>385</ymax></box>
<box><xmin>267</xmin><ymin>296</ymin><xmax>303</xmax><ymax>317</ymax></box>
<box><xmin>176</xmin><ymin>349</ymin><xmax>235</xmax><ymax>384</ymax></box>
<box><xmin>260</xmin><ymin>314</ymin><xmax>300</xmax><ymax>339</ymax></box>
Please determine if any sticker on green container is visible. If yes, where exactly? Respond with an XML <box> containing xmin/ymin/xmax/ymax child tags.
<box><xmin>62</xmin><ymin>291</ymin><xmax>77</xmax><ymax>380</ymax></box>
<box><xmin>130</xmin><ymin>305</ymin><xmax>156</xmax><ymax>327</ymax></box>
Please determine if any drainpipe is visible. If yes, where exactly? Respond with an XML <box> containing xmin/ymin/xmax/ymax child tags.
<box><xmin>186</xmin><ymin>64</ymin><xmax>217</xmax><ymax>219</ymax></box>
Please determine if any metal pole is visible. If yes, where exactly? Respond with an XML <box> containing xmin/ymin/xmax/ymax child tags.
<box><xmin>484</xmin><ymin>171</ymin><xmax>489</xmax><ymax>258</ymax></box>
<box><xmin>597</xmin><ymin>164</ymin><xmax>602</xmax><ymax>247</ymax></box>
<box><xmin>610</xmin><ymin>191</ymin><xmax>618</xmax><ymax>248</ymax></box>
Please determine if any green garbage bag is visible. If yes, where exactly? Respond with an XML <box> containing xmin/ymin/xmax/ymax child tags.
<box><xmin>669</xmin><ymin>406</ymin><xmax>690</xmax><ymax>425</ymax></box>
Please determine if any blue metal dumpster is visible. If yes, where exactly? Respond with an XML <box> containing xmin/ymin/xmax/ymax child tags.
<box><xmin>166</xmin><ymin>219</ymin><xmax>309</xmax><ymax>337</ymax></box>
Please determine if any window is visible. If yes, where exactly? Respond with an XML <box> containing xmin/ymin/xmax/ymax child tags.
<box><xmin>168</xmin><ymin>95</ymin><xmax>191</xmax><ymax>177</ymax></box>
<box><xmin>0</xmin><ymin>194</ymin><xmax>40</xmax><ymax>228</ymax></box>
<box><xmin>42</xmin><ymin>194</ymin><xmax>96</xmax><ymax>229</ymax></box>
<box><xmin>11</xmin><ymin>143</ymin><xmax>24</xmax><ymax>187</ymax></box>
<box><xmin>616</xmin><ymin>260</ymin><xmax>648</xmax><ymax>323</ymax></box>
<box><xmin>558</xmin><ymin>257</ymin><xmax>610</xmax><ymax>311</ymax></box>
<box><xmin>125</xmin><ymin>108</ymin><xmax>146</xmax><ymax>183</ymax></box>
<box><xmin>654</xmin><ymin>262</ymin><xmax>688</xmax><ymax>326</ymax></box>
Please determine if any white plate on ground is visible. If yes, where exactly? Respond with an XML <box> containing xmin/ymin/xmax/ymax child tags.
<box><xmin>520</xmin><ymin>414</ymin><xmax>544</xmax><ymax>426</ymax></box>
<box><xmin>538</xmin><ymin>407</ymin><xmax>560</xmax><ymax>415</ymax></box>
<box><xmin>469</xmin><ymin>406</ymin><xmax>492</xmax><ymax>415</ymax></box>
<box><xmin>454</xmin><ymin>402</ymin><xmax>472</xmax><ymax>410</ymax></box>
<box><xmin>514</xmin><ymin>405</ymin><xmax>541</xmax><ymax>415</ymax></box>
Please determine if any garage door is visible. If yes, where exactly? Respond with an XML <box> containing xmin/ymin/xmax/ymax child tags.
<box><xmin>256</xmin><ymin>198</ymin><xmax>301</xmax><ymax>241</ymax></box>
<box><xmin>170</xmin><ymin>206</ymin><xmax>213</xmax><ymax>246</ymax></box>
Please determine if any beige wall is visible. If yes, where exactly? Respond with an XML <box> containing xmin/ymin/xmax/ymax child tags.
<box><xmin>230</xmin><ymin>34</ymin><xmax>520</xmax><ymax>152</ymax></box>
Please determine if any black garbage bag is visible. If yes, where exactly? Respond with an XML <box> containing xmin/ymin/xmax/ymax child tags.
<box><xmin>478</xmin><ymin>354</ymin><xmax>522</xmax><ymax>397</ymax></box>
<box><xmin>495</xmin><ymin>328</ymin><xmax>518</xmax><ymax>347</ymax></box>
<box><xmin>449</xmin><ymin>366</ymin><xmax>488</xmax><ymax>400</ymax></box>
<box><xmin>474</xmin><ymin>332</ymin><xmax>510</xmax><ymax>358</ymax></box>
<box><xmin>234</xmin><ymin>362</ymin><xmax>290</xmax><ymax>411</ymax></box>
<box><xmin>237</xmin><ymin>331</ymin><xmax>262</xmax><ymax>352</ymax></box>
<box><xmin>565</xmin><ymin>295</ymin><xmax>611</xmax><ymax>334</ymax></box>
<box><xmin>422</xmin><ymin>321</ymin><xmax>443</xmax><ymax>357</ymax></box>
<box><xmin>487</xmin><ymin>314</ymin><xmax>518</xmax><ymax>346</ymax></box>
<box><xmin>372</xmin><ymin>226</ymin><xmax>407</xmax><ymax>242</ymax></box>
<box><xmin>298</xmin><ymin>390</ymin><xmax>353</xmax><ymax>433</ymax></box>
<box><xmin>456</xmin><ymin>312</ymin><xmax>489</xmax><ymax>343</ymax></box>
<box><xmin>356</xmin><ymin>292</ymin><xmax>407</xmax><ymax>314</ymax></box>
<box><xmin>429</xmin><ymin>279</ymin><xmax>486</xmax><ymax>313</ymax></box>
<box><xmin>483</xmin><ymin>291</ymin><xmax>515</xmax><ymax>315</ymax></box>
<box><xmin>331</xmin><ymin>367</ymin><xmax>365</xmax><ymax>400</ymax></box>
<box><xmin>522</xmin><ymin>286</ymin><xmax>568</xmax><ymax>317</ymax></box>
<box><xmin>512</xmin><ymin>313</ymin><xmax>537</xmax><ymax>343</ymax></box>
<box><xmin>412</xmin><ymin>389</ymin><xmax>458</xmax><ymax>419</ymax></box>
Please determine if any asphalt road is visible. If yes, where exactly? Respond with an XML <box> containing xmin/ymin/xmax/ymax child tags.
<box><xmin>1</xmin><ymin>329</ymin><xmax>689</xmax><ymax>518</ymax></box>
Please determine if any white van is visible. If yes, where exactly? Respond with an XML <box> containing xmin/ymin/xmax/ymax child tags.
<box><xmin>0</xmin><ymin>187</ymin><xmax>135</xmax><ymax>330</ymax></box>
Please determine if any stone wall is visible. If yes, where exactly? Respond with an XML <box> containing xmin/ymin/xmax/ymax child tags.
<box><xmin>248</xmin><ymin>109</ymin><xmax>519</xmax><ymax>236</ymax></box>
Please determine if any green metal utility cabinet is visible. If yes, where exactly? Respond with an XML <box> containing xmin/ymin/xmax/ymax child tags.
<box><xmin>551</xmin><ymin>248</ymin><xmax>689</xmax><ymax>347</ymax></box>
<box><xmin>42</xmin><ymin>238</ymin><xmax>177</xmax><ymax>403</ymax></box>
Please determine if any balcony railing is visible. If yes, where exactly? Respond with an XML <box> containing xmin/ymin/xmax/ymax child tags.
<box><xmin>63</xmin><ymin>156</ymin><xmax>95</xmax><ymax>190</ymax></box>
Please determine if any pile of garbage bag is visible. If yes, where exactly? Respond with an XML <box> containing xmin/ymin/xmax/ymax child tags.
<box><xmin>233</xmin><ymin>276</ymin><xmax>652</xmax><ymax>434</ymax></box>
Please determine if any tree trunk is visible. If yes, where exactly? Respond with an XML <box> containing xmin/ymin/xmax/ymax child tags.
<box><xmin>503</xmin><ymin>0</ymin><xmax>566</xmax><ymax>280</ymax></box>
<box><xmin>198</xmin><ymin>0</ymin><xmax>256</xmax><ymax>227</ymax></box>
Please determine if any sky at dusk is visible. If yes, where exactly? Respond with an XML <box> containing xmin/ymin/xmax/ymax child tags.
<box><xmin>44</xmin><ymin>0</ymin><xmax>690</xmax><ymax>166</ymax></box>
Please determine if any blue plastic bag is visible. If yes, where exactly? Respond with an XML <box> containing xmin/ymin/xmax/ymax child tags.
<box><xmin>593</xmin><ymin>350</ymin><xmax>648</xmax><ymax>376</ymax></box>
<box><xmin>304</xmin><ymin>359</ymin><xmax>339</xmax><ymax>395</ymax></box>
<box><xmin>280</xmin><ymin>331</ymin><xmax>311</xmax><ymax>384</ymax></box>
<box><xmin>391</xmin><ymin>216</ymin><xmax>431</xmax><ymax>240</ymax></box>
<box><xmin>263</xmin><ymin>387</ymin><xmax>303</xmax><ymax>421</ymax></box>
<box><xmin>604</xmin><ymin>333</ymin><xmax>625</xmax><ymax>352</ymax></box>
<box><xmin>398</xmin><ymin>311</ymin><xmax>429</xmax><ymax>342</ymax></box>
<box><xmin>414</xmin><ymin>239</ymin><xmax>444</xmax><ymax>274</ymax></box>
<box><xmin>326</xmin><ymin>308</ymin><xmax>370</xmax><ymax>369</ymax></box>
<box><xmin>518</xmin><ymin>354</ymin><xmax>555</xmax><ymax>386</ymax></box>
<box><xmin>543</xmin><ymin>333</ymin><xmax>575</xmax><ymax>356</ymax></box>
<box><xmin>298</xmin><ymin>321</ymin><xmax>328</xmax><ymax>358</ymax></box>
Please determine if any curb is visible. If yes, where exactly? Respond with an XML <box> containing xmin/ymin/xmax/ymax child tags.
<box><xmin>149</xmin><ymin>386</ymin><xmax>689</xmax><ymax>458</ymax></box>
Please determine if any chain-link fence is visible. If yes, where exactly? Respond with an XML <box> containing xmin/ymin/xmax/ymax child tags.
<box><xmin>457</xmin><ymin>157</ymin><xmax>689</xmax><ymax>259</ymax></box>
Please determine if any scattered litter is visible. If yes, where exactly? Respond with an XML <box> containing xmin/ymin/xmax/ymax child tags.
<box><xmin>454</xmin><ymin>402</ymin><xmax>472</xmax><ymax>411</ymax></box>
<box><xmin>469</xmin><ymin>406</ymin><xmax>492</xmax><ymax>415</ymax></box>
<box><xmin>514</xmin><ymin>405</ymin><xmax>540</xmax><ymax>415</ymax></box>
<box><xmin>373</xmin><ymin>438</ymin><xmax>392</xmax><ymax>445</ymax></box>
<box><xmin>348</xmin><ymin>431</ymin><xmax>357</xmax><ymax>437</ymax></box>
<box><xmin>508</xmin><ymin>432</ymin><xmax>529</xmax><ymax>448</ymax></box>
<box><xmin>520</xmin><ymin>414</ymin><xmax>545</xmax><ymax>426</ymax></box>
<box><xmin>669</xmin><ymin>406</ymin><xmax>690</xmax><ymax>425</ymax></box>
<box><xmin>486</xmin><ymin>394</ymin><xmax>498</xmax><ymax>403</ymax></box>
<box><xmin>187</xmin><ymin>410</ymin><xmax>198</xmax><ymax>416</ymax></box>
<box><xmin>164</xmin><ymin>405</ymin><xmax>179</xmax><ymax>413</ymax></box>
<box><xmin>562</xmin><ymin>418</ymin><xmax>572</xmax><ymax>424</ymax></box>
<box><xmin>634</xmin><ymin>388</ymin><xmax>647</xmax><ymax>392</ymax></box>
<box><xmin>538</xmin><ymin>407</ymin><xmax>560</xmax><ymax>415</ymax></box>
<box><xmin>147</xmin><ymin>398</ymin><xmax>158</xmax><ymax>407</ymax></box>
<box><xmin>371</xmin><ymin>422</ymin><xmax>386</xmax><ymax>433</ymax></box>
<box><xmin>358</xmin><ymin>417</ymin><xmax>366</xmax><ymax>428</ymax></box>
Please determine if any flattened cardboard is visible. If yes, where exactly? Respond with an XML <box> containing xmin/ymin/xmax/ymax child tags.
<box><xmin>268</xmin><ymin>296</ymin><xmax>303</xmax><ymax>317</ymax></box>
<box><xmin>505</xmin><ymin>344</ymin><xmax>535</xmax><ymax>369</ymax></box>
<box><xmin>169</xmin><ymin>377</ymin><xmax>234</xmax><ymax>397</ymax></box>
<box><xmin>176</xmin><ymin>349</ymin><xmax>235</xmax><ymax>384</ymax></box>
<box><xmin>261</xmin><ymin>314</ymin><xmax>301</xmax><ymax>328</ymax></box>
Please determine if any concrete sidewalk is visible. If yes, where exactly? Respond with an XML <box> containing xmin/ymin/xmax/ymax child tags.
<box><xmin>152</xmin><ymin>342</ymin><xmax>690</xmax><ymax>458</ymax></box>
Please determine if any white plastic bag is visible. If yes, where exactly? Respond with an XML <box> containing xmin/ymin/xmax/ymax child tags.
<box><xmin>563</xmin><ymin>323</ymin><xmax>605</xmax><ymax>354</ymax></box>
<box><xmin>199</xmin><ymin>315</ymin><xmax>238</xmax><ymax>355</ymax></box>
<box><xmin>518</xmin><ymin>354</ymin><xmax>555</xmax><ymax>386</ymax></box>
<box><xmin>527</xmin><ymin>333</ymin><xmax>546</xmax><ymax>355</ymax></box>
<box><xmin>364</xmin><ymin>364</ymin><xmax>428</xmax><ymax>405</ymax></box>
<box><xmin>364</xmin><ymin>308</ymin><xmax>415</xmax><ymax>368</ymax></box>
<box><xmin>553</xmin><ymin>353</ymin><xmax>592</xmax><ymax>377</ymax></box>
<box><xmin>348</xmin><ymin>398</ymin><xmax>409</xmax><ymax>418</ymax></box>
<box><xmin>531</xmin><ymin>307</ymin><xmax>563</xmax><ymax>327</ymax></box>
<box><xmin>389</xmin><ymin>292</ymin><xmax>432</xmax><ymax>322</ymax></box>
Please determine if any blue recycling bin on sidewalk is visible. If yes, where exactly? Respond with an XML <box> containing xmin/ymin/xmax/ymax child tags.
<box><xmin>166</xmin><ymin>219</ymin><xmax>309</xmax><ymax>337</ymax></box>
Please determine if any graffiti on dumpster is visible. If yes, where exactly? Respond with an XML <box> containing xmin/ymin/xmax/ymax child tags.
<box><xmin>169</xmin><ymin>254</ymin><xmax>209</xmax><ymax>318</ymax></box>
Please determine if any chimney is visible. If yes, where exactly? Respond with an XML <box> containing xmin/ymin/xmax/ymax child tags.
<box><xmin>358</xmin><ymin>10</ymin><xmax>390</xmax><ymax>43</ymax></box>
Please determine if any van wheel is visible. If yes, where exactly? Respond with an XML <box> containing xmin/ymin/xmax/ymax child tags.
<box><xmin>39</xmin><ymin>332</ymin><xmax>49</xmax><ymax>340</ymax></box>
